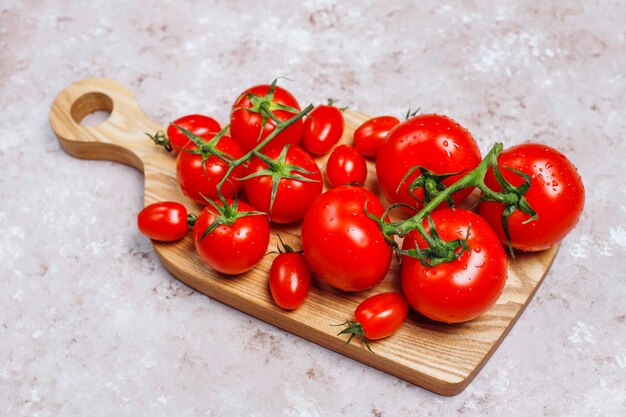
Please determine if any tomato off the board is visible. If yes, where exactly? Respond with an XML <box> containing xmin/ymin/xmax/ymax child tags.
<box><xmin>50</xmin><ymin>78</ymin><xmax>560</xmax><ymax>396</ymax></box>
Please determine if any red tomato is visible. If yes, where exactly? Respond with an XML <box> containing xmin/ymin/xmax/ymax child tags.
<box><xmin>243</xmin><ymin>145</ymin><xmax>323</xmax><ymax>223</ymax></box>
<box><xmin>326</xmin><ymin>145</ymin><xmax>368</xmax><ymax>187</ymax></box>
<box><xmin>401</xmin><ymin>208</ymin><xmax>507</xmax><ymax>324</ymax></box>
<box><xmin>301</xmin><ymin>103</ymin><xmax>345</xmax><ymax>155</ymax></box>
<box><xmin>230</xmin><ymin>84</ymin><xmax>303</xmax><ymax>153</ymax></box>
<box><xmin>137</xmin><ymin>201</ymin><xmax>189</xmax><ymax>242</ymax></box>
<box><xmin>270</xmin><ymin>252</ymin><xmax>311</xmax><ymax>310</ymax></box>
<box><xmin>193</xmin><ymin>200</ymin><xmax>270</xmax><ymax>275</ymax></box>
<box><xmin>376</xmin><ymin>114</ymin><xmax>482</xmax><ymax>211</ymax></box>
<box><xmin>176</xmin><ymin>133</ymin><xmax>245</xmax><ymax>204</ymax></box>
<box><xmin>353</xmin><ymin>116</ymin><xmax>400</xmax><ymax>158</ymax></box>
<box><xmin>301</xmin><ymin>186</ymin><xmax>392</xmax><ymax>292</ymax></box>
<box><xmin>167</xmin><ymin>114</ymin><xmax>221</xmax><ymax>153</ymax></box>
<box><xmin>478</xmin><ymin>143</ymin><xmax>585</xmax><ymax>252</ymax></box>
<box><xmin>354</xmin><ymin>292</ymin><xmax>408</xmax><ymax>340</ymax></box>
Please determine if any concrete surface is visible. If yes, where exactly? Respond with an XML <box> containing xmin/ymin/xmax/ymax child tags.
<box><xmin>1</xmin><ymin>0</ymin><xmax>624</xmax><ymax>416</ymax></box>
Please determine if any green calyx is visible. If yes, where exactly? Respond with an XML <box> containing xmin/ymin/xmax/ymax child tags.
<box><xmin>235</xmin><ymin>78</ymin><xmax>302</xmax><ymax>146</ymax></box>
<box><xmin>238</xmin><ymin>145</ymin><xmax>319</xmax><ymax>215</ymax></box>
<box><xmin>275</xmin><ymin>234</ymin><xmax>301</xmax><ymax>254</ymax></box>
<box><xmin>476</xmin><ymin>149</ymin><xmax>538</xmax><ymax>256</ymax></box>
<box><xmin>173</xmin><ymin>123</ymin><xmax>236</xmax><ymax>181</ymax></box>
<box><xmin>396</xmin><ymin>217</ymin><xmax>472</xmax><ymax>267</ymax></box>
<box><xmin>186</xmin><ymin>213</ymin><xmax>198</xmax><ymax>228</ymax></box>
<box><xmin>405</xmin><ymin>107</ymin><xmax>421</xmax><ymax>120</ymax></box>
<box><xmin>334</xmin><ymin>320</ymin><xmax>373</xmax><ymax>353</ymax></box>
<box><xmin>199</xmin><ymin>196</ymin><xmax>266</xmax><ymax>241</ymax></box>
<box><xmin>397</xmin><ymin>166</ymin><xmax>464</xmax><ymax>208</ymax></box>
<box><xmin>146</xmin><ymin>130</ymin><xmax>173</xmax><ymax>152</ymax></box>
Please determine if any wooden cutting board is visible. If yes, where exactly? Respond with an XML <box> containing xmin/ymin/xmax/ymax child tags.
<box><xmin>49</xmin><ymin>78</ymin><xmax>559</xmax><ymax>396</ymax></box>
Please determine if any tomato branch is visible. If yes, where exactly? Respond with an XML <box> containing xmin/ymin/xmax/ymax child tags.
<box><xmin>214</xmin><ymin>103</ymin><xmax>314</xmax><ymax>194</ymax></box>
<box><xmin>382</xmin><ymin>142</ymin><xmax>537</xmax><ymax>260</ymax></box>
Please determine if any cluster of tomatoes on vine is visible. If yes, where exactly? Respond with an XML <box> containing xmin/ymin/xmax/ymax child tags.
<box><xmin>138</xmin><ymin>79</ymin><xmax>585</xmax><ymax>351</ymax></box>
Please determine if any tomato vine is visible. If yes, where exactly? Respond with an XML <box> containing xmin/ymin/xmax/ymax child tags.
<box><xmin>373</xmin><ymin>142</ymin><xmax>537</xmax><ymax>261</ymax></box>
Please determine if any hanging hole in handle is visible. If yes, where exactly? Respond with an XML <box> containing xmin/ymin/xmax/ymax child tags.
<box><xmin>71</xmin><ymin>92</ymin><xmax>113</xmax><ymax>127</ymax></box>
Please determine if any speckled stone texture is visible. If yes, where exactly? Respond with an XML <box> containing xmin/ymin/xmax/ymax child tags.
<box><xmin>1</xmin><ymin>0</ymin><xmax>625</xmax><ymax>415</ymax></box>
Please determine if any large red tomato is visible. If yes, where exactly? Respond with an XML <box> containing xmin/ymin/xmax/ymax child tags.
<box><xmin>478</xmin><ymin>143</ymin><xmax>585</xmax><ymax>251</ymax></box>
<box><xmin>230</xmin><ymin>83</ymin><xmax>303</xmax><ymax>154</ymax></box>
<box><xmin>301</xmin><ymin>186</ymin><xmax>392</xmax><ymax>292</ymax></box>
<box><xmin>376</xmin><ymin>114</ymin><xmax>482</xmax><ymax>211</ymax></box>
<box><xmin>401</xmin><ymin>208</ymin><xmax>507</xmax><ymax>324</ymax></box>
<box><xmin>243</xmin><ymin>145</ymin><xmax>322</xmax><ymax>224</ymax></box>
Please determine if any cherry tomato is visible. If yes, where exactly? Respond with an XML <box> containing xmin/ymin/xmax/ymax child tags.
<box><xmin>354</xmin><ymin>292</ymin><xmax>408</xmax><ymax>340</ymax></box>
<box><xmin>326</xmin><ymin>145</ymin><xmax>368</xmax><ymax>187</ymax></box>
<box><xmin>401</xmin><ymin>208</ymin><xmax>507</xmax><ymax>324</ymax></box>
<box><xmin>193</xmin><ymin>200</ymin><xmax>270</xmax><ymax>275</ymax></box>
<box><xmin>478</xmin><ymin>143</ymin><xmax>585</xmax><ymax>252</ymax></box>
<box><xmin>230</xmin><ymin>83</ymin><xmax>303</xmax><ymax>154</ymax></box>
<box><xmin>376</xmin><ymin>114</ymin><xmax>482</xmax><ymax>211</ymax></box>
<box><xmin>301</xmin><ymin>103</ymin><xmax>345</xmax><ymax>155</ymax></box>
<box><xmin>243</xmin><ymin>145</ymin><xmax>323</xmax><ymax>224</ymax></box>
<box><xmin>176</xmin><ymin>133</ymin><xmax>245</xmax><ymax>205</ymax></box>
<box><xmin>137</xmin><ymin>201</ymin><xmax>189</xmax><ymax>242</ymax></box>
<box><xmin>301</xmin><ymin>186</ymin><xmax>392</xmax><ymax>292</ymax></box>
<box><xmin>167</xmin><ymin>114</ymin><xmax>221</xmax><ymax>153</ymax></box>
<box><xmin>353</xmin><ymin>116</ymin><xmax>400</xmax><ymax>158</ymax></box>
<box><xmin>270</xmin><ymin>251</ymin><xmax>311</xmax><ymax>310</ymax></box>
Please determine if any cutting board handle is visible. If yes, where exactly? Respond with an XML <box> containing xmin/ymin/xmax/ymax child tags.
<box><xmin>49</xmin><ymin>78</ymin><xmax>164</xmax><ymax>172</ymax></box>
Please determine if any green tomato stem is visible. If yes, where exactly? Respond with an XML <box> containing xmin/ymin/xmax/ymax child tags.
<box><xmin>216</xmin><ymin>103</ymin><xmax>314</xmax><ymax>193</ymax></box>
<box><xmin>395</xmin><ymin>142</ymin><xmax>504</xmax><ymax>236</ymax></box>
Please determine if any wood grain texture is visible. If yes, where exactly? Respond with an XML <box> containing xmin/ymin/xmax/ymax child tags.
<box><xmin>49</xmin><ymin>78</ymin><xmax>559</xmax><ymax>396</ymax></box>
